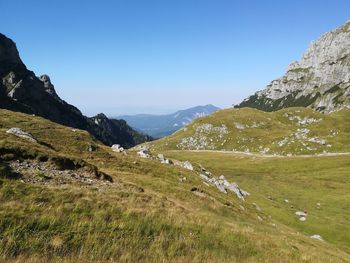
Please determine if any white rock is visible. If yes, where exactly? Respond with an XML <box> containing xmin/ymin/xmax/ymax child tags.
<box><xmin>182</xmin><ymin>161</ymin><xmax>194</xmax><ymax>171</ymax></box>
<box><xmin>111</xmin><ymin>144</ymin><xmax>124</xmax><ymax>152</ymax></box>
<box><xmin>310</xmin><ymin>234</ymin><xmax>323</xmax><ymax>241</ymax></box>
<box><xmin>137</xmin><ymin>150</ymin><xmax>150</xmax><ymax>158</ymax></box>
<box><xmin>299</xmin><ymin>217</ymin><xmax>306</xmax><ymax>221</ymax></box>
<box><xmin>295</xmin><ymin>211</ymin><xmax>307</xmax><ymax>217</ymax></box>
<box><xmin>157</xmin><ymin>154</ymin><xmax>165</xmax><ymax>161</ymax></box>
<box><xmin>6</xmin><ymin>128</ymin><xmax>37</xmax><ymax>143</ymax></box>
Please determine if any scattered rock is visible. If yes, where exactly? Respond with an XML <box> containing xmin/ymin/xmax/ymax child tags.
<box><xmin>179</xmin><ymin>176</ymin><xmax>186</xmax><ymax>182</ymax></box>
<box><xmin>284</xmin><ymin>199</ymin><xmax>289</xmax><ymax>203</ymax></box>
<box><xmin>137</xmin><ymin>146</ymin><xmax>150</xmax><ymax>158</ymax></box>
<box><xmin>6</xmin><ymin>128</ymin><xmax>37</xmax><ymax>143</ymax></box>
<box><xmin>253</xmin><ymin>202</ymin><xmax>262</xmax><ymax>211</ymax></box>
<box><xmin>299</xmin><ymin>217</ymin><xmax>306</xmax><ymax>222</ymax></box>
<box><xmin>157</xmin><ymin>153</ymin><xmax>173</xmax><ymax>164</ymax></box>
<box><xmin>199</xmin><ymin>174</ymin><xmax>249</xmax><ymax>200</ymax></box>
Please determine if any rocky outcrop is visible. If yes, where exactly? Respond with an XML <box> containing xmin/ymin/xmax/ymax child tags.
<box><xmin>6</xmin><ymin>128</ymin><xmax>37</xmax><ymax>143</ymax></box>
<box><xmin>0</xmin><ymin>33</ymin><xmax>151</xmax><ymax>147</ymax></box>
<box><xmin>236</xmin><ymin>21</ymin><xmax>350</xmax><ymax>113</ymax></box>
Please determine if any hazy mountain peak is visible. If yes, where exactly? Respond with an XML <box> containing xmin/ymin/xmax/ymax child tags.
<box><xmin>118</xmin><ymin>105</ymin><xmax>220</xmax><ymax>138</ymax></box>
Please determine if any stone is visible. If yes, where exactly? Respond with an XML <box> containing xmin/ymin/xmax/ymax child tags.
<box><xmin>137</xmin><ymin>148</ymin><xmax>150</xmax><ymax>158</ymax></box>
<box><xmin>310</xmin><ymin>234</ymin><xmax>323</xmax><ymax>241</ymax></box>
<box><xmin>299</xmin><ymin>217</ymin><xmax>306</xmax><ymax>222</ymax></box>
<box><xmin>295</xmin><ymin>211</ymin><xmax>307</xmax><ymax>217</ymax></box>
<box><xmin>253</xmin><ymin>202</ymin><xmax>262</xmax><ymax>211</ymax></box>
<box><xmin>182</xmin><ymin>161</ymin><xmax>194</xmax><ymax>171</ymax></box>
<box><xmin>157</xmin><ymin>154</ymin><xmax>165</xmax><ymax>161</ymax></box>
<box><xmin>6</xmin><ymin>128</ymin><xmax>37</xmax><ymax>143</ymax></box>
<box><xmin>87</xmin><ymin>144</ymin><xmax>96</xmax><ymax>152</ymax></box>
<box><xmin>111</xmin><ymin>144</ymin><xmax>124</xmax><ymax>153</ymax></box>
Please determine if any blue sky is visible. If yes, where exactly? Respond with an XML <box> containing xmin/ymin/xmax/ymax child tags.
<box><xmin>1</xmin><ymin>0</ymin><xmax>350</xmax><ymax>116</ymax></box>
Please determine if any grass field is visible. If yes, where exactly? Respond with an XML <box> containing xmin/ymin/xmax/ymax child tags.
<box><xmin>0</xmin><ymin>109</ymin><xmax>349</xmax><ymax>262</ymax></box>
<box><xmin>163</xmin><ymin>150</ymin><xmax>350</xmax><ymax>255</ymax></box>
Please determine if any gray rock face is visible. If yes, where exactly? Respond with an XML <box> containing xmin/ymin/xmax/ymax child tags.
<box><xmin>0</xmin><ymin>33</ymin><xmax>151</xmax><ymax>148</ymax></box>
<box><xmin>237</xmin><ymin>21</ymin><xmax>350</xmax><ymax>113</ymax></box>
<box><xmin>0</xmin><ymin>34</ymin><xmax>23</xmax><ymax>74</ymax></box>
<box><xmin>39</xmin><ymin>74</ymin><xmax>61</xmax><ymax>101</ymax></box>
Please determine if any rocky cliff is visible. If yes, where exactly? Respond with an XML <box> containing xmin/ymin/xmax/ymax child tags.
<box><xmin>236</xmin><ymin>21</ymin><xmax>350</xmax><ymax>113</ymax></box>
<box><xmin>0</xmin><ymin>33</ymin><xmax>150</xmax><ymax>147</ymax></box>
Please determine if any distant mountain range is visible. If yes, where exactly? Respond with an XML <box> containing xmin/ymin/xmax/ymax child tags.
<box><xmin>117</xmin><ymin>105</ymin><xmax>220</xmax><ymax>138</ymax></box>
<box><xmin>0</xmin><ymin>33</ymin><xmax>151</xmax><ymax>147</ymax></box>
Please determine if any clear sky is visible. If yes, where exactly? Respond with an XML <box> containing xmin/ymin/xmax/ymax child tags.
<box><xmin>1</xmin><ymin>0</ymin><xmax>350</xmax><ymax>116</ymax></box>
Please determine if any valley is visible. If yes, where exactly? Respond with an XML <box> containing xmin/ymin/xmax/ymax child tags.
<box><xmin>1</xmin><ymin>8</ymin><xmax>350</xmax><ymax>263</ymax></box>
<box><xmin>2</xmin><ymin>109</ymin><xmax>349</xmax><ymax>262</ymax></box>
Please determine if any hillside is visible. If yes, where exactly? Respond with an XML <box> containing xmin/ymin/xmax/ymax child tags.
<box><xmin>0</xmin><ymin>109</ymin><xmax>349</xmax><ymax>262</ymax></box>
<box><xmin>118</xmin><ymin>105</ymin><xmax>220</xmax><ymax>138</ymax></box>
<box><xmin>0</xmin><ymin>33</ymin><xmax>150</xmax><ymax>147</ymax></box>
<box><xmin>162</xmin><ymin>150</ymin><xmax>350</xmax><ymax>256</ymax></box>
<box><xmin>146</xmin><ymin>107</ymin><xmax>350</xmax><ymax>155</ymax></box>
<box><xmin>236</xmin><ymin>20</ymin><xmax>350</xmax><ymax>113</ymax></box>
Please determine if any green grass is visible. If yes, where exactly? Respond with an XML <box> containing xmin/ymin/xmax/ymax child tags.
<box><xmin>0</xmin><ymin>109</ymin><xmax>349</xmax><ymax>262</ymax></box>
<box><xmin>147</xmin><ymin>107</ymin><xmax>350</xmax><ymax>155</ymax></box>
<box><xmin>163</xmin><ymin>150</ymin><xmax>350</xmax><ymax>254</ymax></box>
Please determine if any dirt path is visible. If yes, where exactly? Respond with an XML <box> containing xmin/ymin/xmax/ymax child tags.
<box><xmin>168</xmin><ymin>150</ymin><xmax>350</xmax><ymax>158</ymax></box>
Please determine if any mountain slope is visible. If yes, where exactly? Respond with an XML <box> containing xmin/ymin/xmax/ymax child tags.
<box><xmin>0</xmin><ymin>33</ymin><xmax>150</xmax><ymax>147</ymax></box>
<box><xmin>1</xmin><ymin>109</ymin><xmax>348</xmax><ymax>262</ymax></box>
<box><xmin>146</xmin><ymin>107</ymin><xmax>350</xmax><ymax>155</ymax></box>
<box><xmin>118</xmin><ymin>105</ymin><xmax>220</xmax><ymax>138</ymax></box>
<box><xmin>236</xmin><ymin>21</ymin><xmax>350</xmax><ymax>113</ymax></box>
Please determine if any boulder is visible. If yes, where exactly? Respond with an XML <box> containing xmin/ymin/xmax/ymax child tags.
<box><xmin>182</xmin><ymin>161</ymin><xmax>194</xmax><ymax>171</ymax></box>
<box><xmin>111</xmin><ymin>144</ymin><xmax>124</xmax><ymax>153</ymax></box>
<box><xmin>6</xmin><ymin>128</ymin><xmax>37</xmax><ymax>143</ymax></box>
<box><xmin>310</xmin><ymin>235</ymin><xmax>323</xmax><ymax>241</ymax></box>
<box><xmin>295</xmin><ymin>211</ymin><xmax>307</xmax><ymax>217</ymax></box>
<box><xmin>136</xmin><ymin>145</ymin><xmax>150</xmax><ymax>158</ymax></box>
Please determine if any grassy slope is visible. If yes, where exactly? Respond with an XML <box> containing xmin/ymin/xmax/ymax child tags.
<box><xmin>0</xmin><ymin>109</ymin><xmax>349</xmax><ymax>262</ymax></box>
<box><xmin>163</xmin><ymin>150</ymin><xmax>350</xmax><ymax>255</ymax></box>
<box><xmin>148</xmin><ymin>107</ymin><xmax>350</xmax><ymax>155</ymax></box>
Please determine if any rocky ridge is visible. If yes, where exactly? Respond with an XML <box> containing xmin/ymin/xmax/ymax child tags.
<box><xmin>0</xmin><ymin>33</ymin><xmax>150</xmax><ymax>147</ymax></box>
<box><xmin>237</xmin><ymin>21</ymin><xmax>350</xmax><ymax>113</ymax></box>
